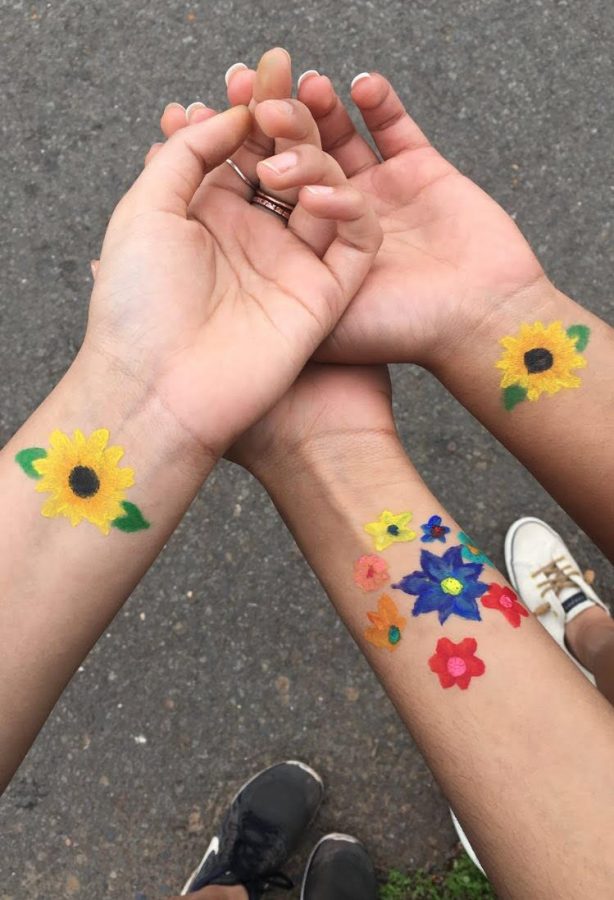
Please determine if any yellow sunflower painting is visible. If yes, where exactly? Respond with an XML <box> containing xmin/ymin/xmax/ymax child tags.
<box><xmin>15</xmin><ymin>428</ymin><xmax>149</xmax><ymax>535</ymax></box>
<box><xmin>495</xmin><ymin>321</ymin><xmax>590</xmax><ymax>410</ymax></box>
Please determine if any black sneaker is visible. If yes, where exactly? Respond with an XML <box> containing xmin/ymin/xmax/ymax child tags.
<box><xmin>300</xmin><ymin>833</ymin><xmax>377</xmax><ymax>900</ymax></box>
<box><xmin>181</xmin><ymin>761</ymin><xmax>324</xmax><ymax>897</ymax></box>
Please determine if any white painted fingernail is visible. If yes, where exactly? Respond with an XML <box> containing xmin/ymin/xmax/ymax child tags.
<box><xmin>186</xmin><ymin>101</ymin><xmax>207</xmax><ymax>119</ymax></box>
<box><xmin>351</xmin><ymin>72</ymin><xmax>371</xmax><ymax>89</ymax></box>
<box><xmin>297</xmin><ymin>69</ymin><xmax>320</xmax><ymax>90</ymax></box>
<box><xmin>225</xmin><ymin>62</ymin><xmax>247</xmax><ymax>86</ymax></box>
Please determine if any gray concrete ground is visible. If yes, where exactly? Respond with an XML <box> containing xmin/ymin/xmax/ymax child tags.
<box><xmin>1</xmin><ymin>0</ymin><xmax>613</xmax><ymax>896</ymax></box>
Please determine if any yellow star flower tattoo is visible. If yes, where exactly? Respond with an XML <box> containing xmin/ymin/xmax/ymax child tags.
<box><xmin>364</xmin><ymin>510</ymin><xmax>417</xmax><ymax>551</ymax></box>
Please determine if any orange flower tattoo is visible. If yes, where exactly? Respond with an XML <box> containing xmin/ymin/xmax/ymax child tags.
<box><xmin>364</xmin><ymin>594</ymin><xmax>407</xmax><ymax>652</ymax></box>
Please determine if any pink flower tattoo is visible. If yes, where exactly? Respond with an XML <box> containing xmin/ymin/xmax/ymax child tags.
<box><xmin>353</xmin><ymin>554</ymin><xmax>390</xmax><ymax>592</ymax></box>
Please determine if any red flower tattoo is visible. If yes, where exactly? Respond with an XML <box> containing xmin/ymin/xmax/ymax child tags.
<box><xmin>428</xmin><ymin>637</ymin><xmax>485</xmax><ymax>690</ymax></box>
<box><xmin>482</xmin><ymin>583</ymin><xmax>529</xmax><ymax>628</ymax></box>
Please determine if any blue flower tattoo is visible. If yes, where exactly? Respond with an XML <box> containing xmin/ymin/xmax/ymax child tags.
<box><xmin>420</xmin><ymin>514</ymin><xmax>450</xmax><ymax>544</ymax></box>
<box><xmin>392</xmin><ymin>545</ymin><xmax>488</xmax><ymax>625</ymax></box>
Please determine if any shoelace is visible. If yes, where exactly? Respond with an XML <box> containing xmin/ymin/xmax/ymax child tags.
<box><xmin>531</xmin><ymin>555</ymin><xmax>581</xmax><ymax>615</ymax></box>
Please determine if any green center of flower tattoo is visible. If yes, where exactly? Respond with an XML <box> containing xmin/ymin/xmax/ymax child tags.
<box><xmin>440</xmin><ymin>576</ymin><xmax>463</xmax><ymax>596</ymax></box>
<box><xmin>388</xmin><ymin>625</ymin><xmax>401</xmax><ymax>645</ymax></box>
<box><xmin>387</xmin><ymin>524</ymin><xmax>400</xmax><ymax>535</ymax></box>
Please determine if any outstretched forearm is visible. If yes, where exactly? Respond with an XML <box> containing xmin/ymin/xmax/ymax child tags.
<box><xmin>432</xmin><ymin>280</ymin><xmax>614</xmax><ymax>559</ymax></box>
<box><xmin>256</xmin><ymin>430</ymin><xmax>614</xmax><ymax>899</ymax></box>
<box><xmin>0</xmin><ymin>349</ymin><xmax>211</xmax><ymax>791</ymax></box>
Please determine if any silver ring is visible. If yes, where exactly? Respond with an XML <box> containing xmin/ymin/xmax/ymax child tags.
<box><xmin>250</xmin><ymin>189</ymin><xmax>295</xmax><ymax>223</ymax></box>
<box><xmin>225</xmin><ymin>158</ymin><xmax>258</xmax><ymax>191</ymax></box>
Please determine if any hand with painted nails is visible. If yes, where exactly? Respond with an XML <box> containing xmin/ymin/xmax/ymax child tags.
<box><xmin>212</xmin><ymin>61</ymin><xmax>548</xmax><ymax>369</ymax></box>
<box><xmin>86</xmin><ymin>48</ymin><xmax>381</xmax><ymax>461</ymax></box>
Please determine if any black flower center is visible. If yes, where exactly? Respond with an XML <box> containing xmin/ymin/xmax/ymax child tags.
<box><xmin>68</xmin><ymin>465</ymin><xmax>100</xmax><ymax>498</ymax></box>
<box><xmin>524</xmin><ymin>347</ymin><xmax>554</xmax><ymax>374</ymax></box>
<box><xmin>387</xmin><ymin>524</ymin><xmax>400</xmax><ymax>535</ymax></box>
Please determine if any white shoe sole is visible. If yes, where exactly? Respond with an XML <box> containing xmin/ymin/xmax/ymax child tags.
<box><xmin>180</xmin><ymin>760</ymin><xmax>324</xmax><ymax>895</ymax></box>
<box><xmin>450</xmin><ymin>810</ymin><xmax>486</xmax><ymax>877</ymax></box>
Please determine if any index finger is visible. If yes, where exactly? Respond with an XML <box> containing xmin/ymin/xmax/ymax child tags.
<box><xmin>126</xmin><ymin>105</ymin><xmax>251</xmax><ymax>216</ymax></box>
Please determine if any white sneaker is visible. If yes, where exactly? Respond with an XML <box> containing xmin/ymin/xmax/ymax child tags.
<box><xmin>504</xmin><ymin>516</ymin><xmax>610</xmax><ymax>684</ymax></box>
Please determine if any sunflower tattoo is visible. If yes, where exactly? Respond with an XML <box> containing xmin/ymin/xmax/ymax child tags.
<box><xmin>495</xmin><ymin>321</ymin><xmax>590</xmax><ymax>410</ymax></box>
<box><xmin>16</xmin><ymin>428</ymin><xmax>149</xmax><ymax>535</ymax></box>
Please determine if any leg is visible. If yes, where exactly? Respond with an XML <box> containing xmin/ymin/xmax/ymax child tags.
<box><xmin>505</xmin><ymin>516</ymin><xmax>614</xmax><ymax>699</ymax></box>
<box><xmin>567</xmin><ymin>607</ymin><xmax>614</xmax><ymax>705</ymax></box>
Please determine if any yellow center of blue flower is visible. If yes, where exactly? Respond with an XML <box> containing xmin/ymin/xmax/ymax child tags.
<box><xmin>440</xmin><ymin>576</ymin><xmax>463</xmax><ymax>596</ymax></box>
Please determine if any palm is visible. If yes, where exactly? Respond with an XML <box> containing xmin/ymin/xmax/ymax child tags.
<box><xmin>229</xmin><ymin>363</ymin><xmax>393</xmax><ymax>471</ymax></box>
<box><xmin>90</xmin><ymin>181</ymin><xmax>349</xmax><ymax>453</ymax></box>
<box><xmin>325</xmin><ymin>144</ymin><xmax>544</xmax><ymax>365</ymax></box>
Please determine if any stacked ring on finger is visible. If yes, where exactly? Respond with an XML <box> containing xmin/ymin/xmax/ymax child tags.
<box><xmin>225</xmin><ymin>158</ymin><xmax>258</xmax><ymax>192</ymax></box>
<box><xmin>226</xmin><ymin>157</ymin><xmax>295</xmax><ymax>223</ymax></box>
<box><xmin>250</xmin><ymin>190</ymin><xmax>295</xmax><ymax>223</ymax></box>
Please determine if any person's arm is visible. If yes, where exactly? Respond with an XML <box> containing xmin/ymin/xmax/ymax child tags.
<box><xmin>0</xmin><ymin>49</ymin><xmax>381</xmax><ymax>792</ymax></box>
<box><xmin>245</xmin><ymin>423</ymin><xmax>614</xmax><ymax>899</ymax></box>
<box><xmin>0</xmin><ymin>351</ymin><xmax>212</xmax><ymax>790</ymax></box>
<box><xmin>432</xmin><ymin>282</ymin><xmax>614</xmax><ymax>559</ymax></box>
<box><xmin>232</xmin><ymin>68</ymin><xmax>614</xmax><ymax>560</ymax></box>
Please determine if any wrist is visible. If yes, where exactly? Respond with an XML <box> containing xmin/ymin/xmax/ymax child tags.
<box><xmin>68</xmin><ymin>345</ymin><xmax>216</xmax><ymax>481</ymax></box>
<box><xmin>427</xmin><ymin>277</ymin><xmax>585</xmax><ymax>386</ymax></box>
<box><xmin>254</xmin><ymin>429</ymin><xmax>414</xmax><ymax>502</ymax></box>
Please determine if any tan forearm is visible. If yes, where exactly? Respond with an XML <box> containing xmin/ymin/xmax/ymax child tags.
<box><xmin>257</xmin><ymin>431</ymin><xmax>614</xmax><ymax>898</ymax></box>
<box><xmin>432</xmin><ymin>281</ymin><xmax>614</xmax><ymax>559</ymax></box>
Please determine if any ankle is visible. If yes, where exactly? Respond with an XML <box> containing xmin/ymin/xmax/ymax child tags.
<box><xmin>565</xmin><ymin>606</ymin><xmax>614</xmax><ymax>671</ymax></box>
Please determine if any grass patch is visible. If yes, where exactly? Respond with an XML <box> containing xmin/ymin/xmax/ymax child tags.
<box><xmin>380</xmin><ymin>852</ymin><xmax>495</xmax><ymax>899</ymax></box>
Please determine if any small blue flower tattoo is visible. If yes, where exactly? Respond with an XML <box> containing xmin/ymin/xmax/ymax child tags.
<box><xmin>420</xmin><ymin>514</ymin><xmax>450</xmax><ymax>544</ymax></box>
